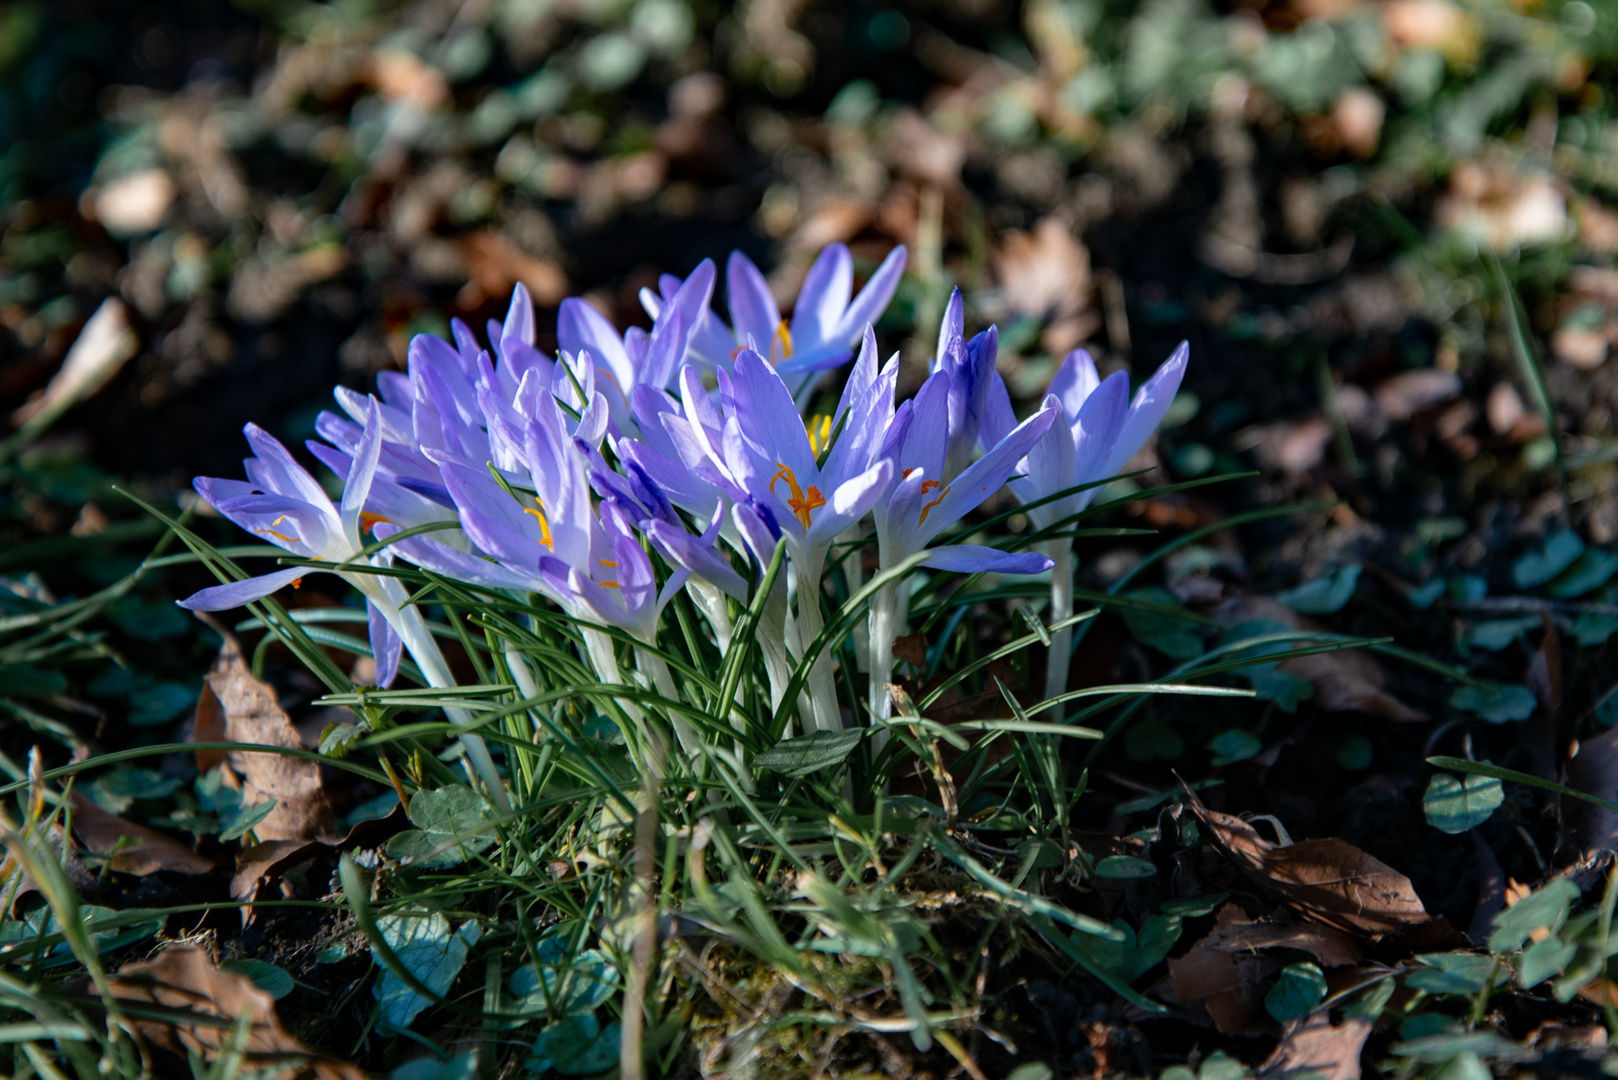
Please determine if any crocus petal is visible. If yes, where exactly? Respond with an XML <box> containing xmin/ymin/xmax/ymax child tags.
<box><xmin>790</xmin><ymin>243</ymin><xmax>852</xmax><ymax>348</ymax></box>
<box><xmin>557</xmin><ymin>299</ymin><xmax>635</xmax><ymax>393</ymax></box>
<box><xmin>920</xmin><ymin>544</ymin><xmax>1054</xmax><ymax>576</ymax></box>
<box><xmin>340</xmin><ymin>398</ymin><xmax>384</xmax><ymax>540</ymax></box>
<box><xmin>193</xmin><ymin>476</ymin><xmax>259</xmax><ymax>509</ymax></box>
<box><xmin>177</xmin><ymin>566</ymin><xmax>321</xmax><ymax>611</ymax></box>
<box><xmin>915</xmin><ymin>405</ymin><xmax>1056</xmax><ymax>547</ymax></box>
<box><xmin>1048</xmin><ymin>348</ymin><xmax>1101</xmax><ymax>420</ymax></box>
<box><xmin>503</xmin><ymin>282</ymin><xmax>535</xmax><ymax>346</ymax></box>
<box><xmin>374</xmin><ymin>523</ymin><xmax>541</xmax><ymax>593</ymax></box>
<box><xmin>1102</xmin><ymin>341</ymin><xmax>1189</xmax><ymax>479</ymax></box>
<box><xmin>1072</xmin><ymin>371</ymin><xmax>1131</xmax><ymax>489</ymax></box>
<box><xmin>978</xmin><ymin>372</ymin><xmax>1018</xmax><ymax>452</ymax></box>
<box><xmin>729</xmin><ymin>351</ymin><xmax>816</xmax><ymax>482</ymax></box>
<box><xmin>368</xmin><ymin>598</ymin><xmax>402</xmax><ymax>688</ymax></box>
<box><xmin>833</xmin><ymin>245</ymin><xmax>906</xmax><ymax>345</ymax></box>
<box><xmin>242</xmin><ymin>424</ymin><xmax>330</xmax><ymax>508</ymax></box>
<box><xmin>649</xmin><ymin>520</ymin><xmax>748</xmax><ymax>601</ymax></box>
<box><xmin>934</xmin><ymin>288</ymin><xmax>964</xmax><ymax>372</ymax></box>
<box><xmin>214</xmin><ymin>493</ymin><xmax>339</xmax><ymax>556</ymax></box>
<box><xmin>725</xmin><ymin>251</ymin><xmax>781</xmax><ymax>354</ymax></box>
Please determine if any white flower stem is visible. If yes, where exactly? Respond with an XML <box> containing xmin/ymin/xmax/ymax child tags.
<box><xmin>793</xmin><ymin>555</ymin><xmax>842</xmax><ymax>733</ymax></box>
<box><xmin>868</xmin><ymin>580</ymin><xmax>899</xmax><ymax>725</ymax></box>
<box><xmin>1042</xmin><ymin>537</ymin><xmax>1075</xmax><ymax>720</ymax></box>
<box><xmin>386</xmin><ymin>596</ymin><xmax>512</xmax><ymax>814</ymax></box>
<box><xmin>840</xmin><ymin>525</ymin><xmax>869</xmax><ymax>673</ymax></box>
<box><xmin>634</xmin><ymin>644</ymin><xmax>703</xmax><ymax>756</ymax></box>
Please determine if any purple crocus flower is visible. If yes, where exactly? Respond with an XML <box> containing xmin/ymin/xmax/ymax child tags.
<box><xmin>179</xmin><ymin>400</ymin><xmax>410</xmax><ymax>685</ymax></box>
<box><xmin>865</xmin><ymin>367</ymin><xmax>1058</xmax><ymax>721</ymax></box>
<box><xmin>930</xmin><ymin>289</ymin><xmax>1001</xmax><ymax>480</ymax></box>
<box><xmin>557</xmin><ymin>270</ymin><xmax>701</xmax><ymax>432</ymax></box>
<box><xmin>979</xmin><ymin>342</ymin><xmax>1189</xmax><ymax>711</ymax></box>
<box><xmin>684</xmin><ymin>337</ymin><xmax>896</xmax><ymax>731</ymax></box>
<box><xmin>643</xmin><ymin>244</ymin><xmax>907</xmax><ymax>403</ymax></box>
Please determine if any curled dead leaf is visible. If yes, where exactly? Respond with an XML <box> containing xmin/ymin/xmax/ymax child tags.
<box><xmin>112</xmin><ymin>946</ymin><xmax>363</xmax><ymax>1079</ymax></box>
<box><xmin>1167</xmin><ymin>904</ymin><xmax>1279</xmax><ymax>1035</ymax></box>
<box><xmin>1260</xmin><ymin>1008</ymin><xmax>1372</xmax><ymax>1080</ymax></box>
<box><xmin>69</xmin><ymin>791</ymin><xmax>213</xmax><ymax>876</ymax></box>
<box><xmin>202</xmin><ymin>635</ymin><xmax>339</xmax><ymax>843</ymax></box>
<box><xmin>1184</xmin><ymin>788</ymin><xmax>1429</xmax><ymax>938</ymax></box>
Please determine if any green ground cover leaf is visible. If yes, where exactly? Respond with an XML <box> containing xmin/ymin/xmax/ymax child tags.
<box><xmin>753</xmin><ymin>728</ymin><xmax>863</xmax><ymax>776</ymax></box>
<box><xmin>1121</xmin><ymin>586</ymin><xmax>1204</xmax><ymax>659</ymax></box>
<box><xmin>374</xmin><ymin>912</ymin><xmax>482</xmax><ymax>1029</ymax></box>
<box><xmin>1450</xmin><ymin>682</ymin><xmax>1536</xmax><ymax>723</ymax></box>
<box><xmin>1424</xmin><ymin>772</ymin><xmax>1504</xmax><ymax>834</ymax></box>
<box><xmin>1513</xmin><ymin>531</ymin><xmax>1584</xmax><ymax>588</ymax></box>
<box><xmin>1265</xmin><ymin>961</ymin><xmax>1326</xmax><ymax>1022</ymax></box>
<box><xmin>1276</xmin><ymin>563</ymin><xmax>1361</xmax><ymax>614</ymax></box>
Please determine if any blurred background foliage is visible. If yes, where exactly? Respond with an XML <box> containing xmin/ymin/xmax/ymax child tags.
<box><xmin>4</xmin><ymin>0</ymin><xmax>1618</xmax><ymax>588</ymax></box>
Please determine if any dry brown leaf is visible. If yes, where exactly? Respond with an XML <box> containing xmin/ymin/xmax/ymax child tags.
<box><xmin>992</xmin><ymin>216</ymin><xmax>1095</xmax><ymax>332</ymax></box>
<box><xmin>113</xmin><ymin>946</ymin><xmax>364</xmax><ymax>1080</ymax></box>
<box><xmin>1260</xmin><ymin>1008</ymin><xmax>1372</xmax><ymax>1080</ymax></box>
<box><xmin>232</xmin><ymin>840</ymin><xmax>320</xmax><ymax>902</ymax></box>
<box><xmin>1184</xmin><ymin>789</ymin><xmax>1429</xmax><ymax>938</ymax></box>
<box><xmin>457</xmin><ymin>230</ymin><xmax>567</xmax><ymax>311</ymax></box>
<box><xmin>68</xmin><ymin>792</ymin><xmax>214</xmax><ymax>876</ymax></box>
<box><xmin>1166</xmin><ymin>904</ymin><xmax>1277</xmax><ymax>1035</ymax></box>
<box><xmin>1217</xmin><ymin>596</ymin><xmax>1426</xmax><ymax>721</ymax></box>
<box><xmin>203</xmin><ymin>636</ymin><xmax>339</xmax><ymax>843</ymax></box>
<box><xmin>11</xmin><ymin>299</ymin><xmax>138</xmax><ymax>428</ymax></box>
<box><xmin>1202</xmin><ymin>913</ymin><xmax>1362</xmax><ymax>968</ymax></box>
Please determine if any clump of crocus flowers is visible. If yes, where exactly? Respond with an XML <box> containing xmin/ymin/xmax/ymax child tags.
<box><xmin>181</xmin><ymin>242</ymin><xmax>1184</xmax><ymax>800</ymax></box>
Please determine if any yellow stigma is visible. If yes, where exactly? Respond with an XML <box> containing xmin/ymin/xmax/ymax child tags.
<box><xmin>522</xmin><ymin>505</ymin><xmax>555</xmax><ymax>549</ymax></box>
<box><xmin>770</xmin><ymin>463</ymin><xmax>825</xmax><ymax>534</ymax></box>
<box><xmin>255</xmin><ymin>515</ymin><xmax>301</xmax><ymax>544</ymax></box>
<box><xmin>918</xmin><ymin>480</ymin><xmax>950</xmax><ymax>526</ymax></box>
<box><xmin>806</xmin><ymin>414</ymin><xmax>832</xmax><ymax>458</ymax></box>
<box><xmin>771</xmin><ymin>319</ymin><xmax>793</xmax><ymax>364</ymax></box>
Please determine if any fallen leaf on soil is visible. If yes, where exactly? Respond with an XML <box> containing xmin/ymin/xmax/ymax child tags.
<box><xmin>1260</xmin><ymin>1008</ymin><xmax>1372</xmax><ymax>1080</ymax></box>
<box><xmin>1184</xmin><ymin>788</ymin><xmax>1429</xmax><ymax>938</ymax></box>
<box><xmin>112</xmin><ymin>945</ymin><xmax>363</xmax><ymax>1079</ymax></box>
<box><xmin>992</xmin><ymin>216</ymin><xmax>1097</xmax><ymax>352</ymax></box>
<box><xmin>11</xmin><ymin>298</ymin><xmax>138</xmax><ymax>428</ymax></box>
<box><xmin>1167</xmin><ymin>904</ymin><xmax>1279</xmax><ymax>1035</ymax></box>
<box><xmin>1201</xmin><ymin>910</ymin><xmax>1362</xmax><ymax>967</ymax></box>
<box><xmin>232</xmin><ymin>839</ymin><xmax>320</xmax><ymax>902</ymax></box>
<box><xmin>1217</xmin><ymin>596</ymin><xmax>1426</xmax><ymax>721</ymax></box>
<box><xmin>457</xmin><ymin>230</ymin><xmax>567</xmax><ymax>310</ymax></box>
<box><xmin>200</xmin><ymin>635</ymin><xmax>339</xmax><ymax>843</ymax></box>
<box><xmin>68</xmin><ymin>791</ymin><xmax>213</xmax><ymax>876</ymax></box>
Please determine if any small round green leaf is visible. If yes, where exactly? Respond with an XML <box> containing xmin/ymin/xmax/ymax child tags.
<box><xmin>1423</xmin><ymin>772</ymin><xmax>1503</xmax><ymax>835</ymax></box>
<box><xmin>220</xmin><ymin>958</ymin><xmax>295</xmax><ymax>1000</ymax></box>
<box><xmin>1094</xmin><ymin>855</ymin><xmax>1156</xmax><ymax>879</ymax></box>
<box><xmin>1265</xmin><ymin>961</ymin><xmax>1327</xmax><ymax>1022</ymax></box>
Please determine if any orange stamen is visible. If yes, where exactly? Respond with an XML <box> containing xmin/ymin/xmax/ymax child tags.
<box><xmin>771</xmin><ymin>320</ymin><xmax>793</xmax><ymax>364</ymax></box>
<box><xmin>600</xmin><ymin>559</ymin><xmax>617</xmax><ymax>567</ymax></box>
<box><xmin>770</xmin><ymin>463</ymin><xmax>825</xmax><ymax>534</ymax></box>
<box><xmin>522</xmin><ymin>506</ymin><xmax>554</xmax><ymax>550</ymax></box>
<box><xmin>359</xmin><ymin>511</ymin><xmax>391</xmax><ymax>534</ymax></box>
<box><xmin>255</xmin><ymin>515</ymin><xmax>301</xmax><ymax>544</ymax></box>
<box><xmin>919</xmin><ymin>482</ymin><xmax>950</xmax><ymax>526</ymax></box>
<box><xmin>290</xmin><ymin>577</ymin><xmax>304</xmax><ymax>590</ymax></box>
<box><xmin>806</xmin><ymin>414</ymin><xmax>832</xmax><ymax>458</ymax></box>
